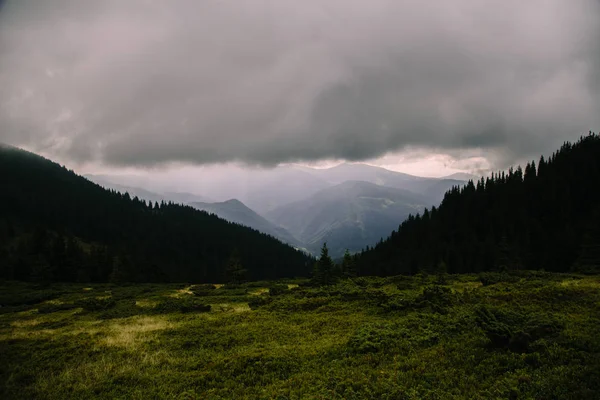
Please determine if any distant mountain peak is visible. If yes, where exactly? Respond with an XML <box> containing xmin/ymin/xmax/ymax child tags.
<box><xmin>221</xmin><ymin>198</ymin><xmax>244</xmax><ymax>205</ymax></box>
<box><xmin>442</xmin><ymin>172</ymin><xmax>478</xmax><ymax>181</ymax></box>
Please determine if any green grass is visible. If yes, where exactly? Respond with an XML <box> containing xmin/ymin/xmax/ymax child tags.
<box><xmin>1</xmin><ymin>272</ymin><xmax>599</xmax><ymax>399</ymax></box>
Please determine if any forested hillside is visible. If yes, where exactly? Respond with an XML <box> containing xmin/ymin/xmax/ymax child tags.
<box><xmin>357</xmin><ymin>133</ymin><xmax>600</xmax><ymax>276</ymax></box>
<box><xmin>0</xmin><ymin>146</ymin><xmax>312</xmax><ymax>283</ymax></box>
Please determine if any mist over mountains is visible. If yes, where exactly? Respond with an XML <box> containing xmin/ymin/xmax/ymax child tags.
<box><xmin>88</xmin><ymin>163</ymin><xmax>466</xmax><ymax>257</ymax></box>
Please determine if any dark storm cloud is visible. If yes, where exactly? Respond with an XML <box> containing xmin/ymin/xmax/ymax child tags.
<box><xmin>0</xmin><ymin>0</ymin><xmax>599</xmax><ymax>168</ymax></box>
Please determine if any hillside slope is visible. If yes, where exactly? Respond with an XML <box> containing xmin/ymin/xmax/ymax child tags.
<box><xmin>0</xmin><ymin>146</ymin><xmax>312</xmax><ymax>282</ymax></box>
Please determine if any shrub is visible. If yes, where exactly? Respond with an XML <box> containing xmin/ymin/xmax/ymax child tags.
<box><xmin>247</xmin><ymin>296</ymin><xmax>272</xmax><ymax>310</ymax></box>
<box><xmin>478</xmin><ymin>272</ymin><xmax>519</xmax><ymax>286</ymax></box>
<box><xmin>155</xmin><ymin>298</ymin><xmax>211</xmax><ymax>313</ymax></box>
<box><xmin>37</xmin><ymin>303</ymin><xmax>77</xmax><ymax>314</ymax></box>
<box><xmin>191</xmin><ymin>284</ymin><xmax>216</xmax><ymax>296</ymax></box>
<box><xmin>415</xmin><ymin>285</ymin><xmax>455</xmax><ymax>313</ymax></box>
<box><xmin>475</xmin><ymin>306</ymin><xmax>563</xmax><ymax>352</ymax></box>
<box><xmin>268</xmin><ymin>284</ymin><xmax>288</xmax><ymax>296</ymax></box>
<box><xmin>76</xmin><ymin>297</ymin><xmax>116</xmax><ymax>312</ymax></box>
<box><xmin>266</xmin><ymin>297</ymin><xmax>331</xmax><ymax>312</ymax></box>
<box><xmin>220</xmin><ymin>283</ymin><xmax>242</xmax><ymax>290</ymax></box>
<box><xmin>347</xmin><ymin>323</ymin><xmax>402</xmax><ymax>354</ymax></box>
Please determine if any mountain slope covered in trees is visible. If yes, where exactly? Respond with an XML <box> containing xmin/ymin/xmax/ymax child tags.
<box><xmin>357</xmin><ymin>133</ymin><xmax>600</xmax><ymax>276</ymax></box>
<box><xmin>0</xmin><ymin>146</ymin><xmax>312</xmax><ymax>283</ymax></box>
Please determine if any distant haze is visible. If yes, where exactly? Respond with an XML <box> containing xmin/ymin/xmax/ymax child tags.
<box><xmin>1</xmin><ymin>0</ymin><xmax>598</xmax><ymax>176</ymax></box>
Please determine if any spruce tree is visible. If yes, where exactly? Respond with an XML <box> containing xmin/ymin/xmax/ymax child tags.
<box><xmin>341</xmin><ymin>249</ymin><xmax>357</xmax><ymax>278</ymax></box>
<box><xmin>313</xmin><ymin>243</ymin><xmax>338</xmax><ymax>285</ymax></box>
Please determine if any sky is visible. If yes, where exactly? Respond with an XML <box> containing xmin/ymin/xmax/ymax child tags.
<box><xmin>1</xmin><ymin>0</ymin><xmax>599</xmax><ymax>179</ymax></box>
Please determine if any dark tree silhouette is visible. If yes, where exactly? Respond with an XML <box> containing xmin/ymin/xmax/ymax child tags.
<box><xmin>0</xmin><ymin>146</ymin><xmax>313</xmax><ymax>283</ymax></box>
<box><xmin>356</xmin><ymin>133</ymin><xmax>600</xmax><ymax>276</ymax></box>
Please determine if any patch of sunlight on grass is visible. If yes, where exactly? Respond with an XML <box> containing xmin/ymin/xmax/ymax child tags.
<box><xmin>10</xmin><ymin>318</ymin><xmax>41</xmax><ymax>328</ymax></box>
<box><xmin>5</xmin><ymin>308</ymin><xmax>85</xmax><ymax>340</ymax></box>
<box><xmin>560</xmin><ymin>278</ymin><xmax>600</xmax><ymax>288</ymax></box>
<box><xmin>171</xmin><ymin>286</ymin><xmax>194</xmax><ymax>298</ymax></box>
<box><xmin>135</xmin><ymin>299</ymin><xmax>159</xmax><ymax>308</ymax></box>
<box><xmin>101</xmin><ymin>316</ymin><xmax>174</xmax><ymax>349</ymax></box>
<box><xmin>44</xmin><ymin>299</ymin><xmax>65</xmax><ymax>305</ymax></box>
<box><xmin>211</xmin><ymin>303</ymin><xmax>251</xmax><ymax>313</ymax></box>
<box><xmin>15</xmin><ymin>309</ymin><xmax>38</xmax><ymax>317</ymax></box>
<box><xmin>36</xmin><ymin>355</ymin><xmax>140</xmax><ymax>394</ymax></box>
<box><xmin>250</xmin><ymin>288</ymin><xmax>269</xmax><ymax>296</ymax></box>
<box><xmin>287</xmin><ymin>284</ymin><xmax>299</xmax><ymax>289</ymax></box>
<box><xmin>452</xmin><ymin>281</ymin><xmax>483</xmax><ymax>291</ymax></box>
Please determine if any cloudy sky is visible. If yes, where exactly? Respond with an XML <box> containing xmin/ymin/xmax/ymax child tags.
<box><xmin>1</xmin><ymin>0</ymin><xmax>599</xmax><ymax>178</ymax></box>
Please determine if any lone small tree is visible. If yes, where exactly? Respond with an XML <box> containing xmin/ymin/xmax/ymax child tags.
<box><xmin>312</xmin><ymin>243</ymin><xmax>339</xmax><ymax>285</ymax></box>
<box><xmin>341</xmin><ymin>249</ymin><xmax>357</xmax><ymax>278</ymax></box>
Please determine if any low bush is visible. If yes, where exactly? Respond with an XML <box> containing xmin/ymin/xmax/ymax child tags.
<box><xmin>155</xmin><ymin>298</ymin><xmax>211</xmax><ymax>313</ymax></box>
<box><xmin>268</xmin><ymin>284</ymin><xmax>288</xmax><ymax>296</ymax></box>
<box><xmin>478</xmin><ymin>272</ymin><xmax>520</xmax><ymax>286</ymax></box>
<box><xmin>347</xmin><ymin>323</ymin><xmax>401</xmax><ymax>354</ymax></box>
<box><xmin>191</xmin><ymin>284</ymin><xmax>216</xmax><ymax>296</ymax></box>
<box><xmin>247</xmin><ymin>296</ymin><xmax>272</xmax><ymax>310</ymax></box>
<box><xmin>76</xmin><ymin>297</ymin><xmax>116</xmax><ymax>312</ymax></box>
<box><xmin>37</xmin><ymin>303</ymin><xmax>77</xmax><ymax>314</ymax></box>
<box><xmin>475</xmin><ymin>305</ymin><xmax>563</xmax><ymax>352</ymax></box>
<box><xmin>266</xmin><ymin>296</ymin><xmax>331</xmax><ymax>312</ymax></box>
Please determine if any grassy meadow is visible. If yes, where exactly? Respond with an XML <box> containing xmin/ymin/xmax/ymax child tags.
<box><xmin>1</xmin><ymin>272</ymin><xmax>599</xmax><ymax>399</ymax></box>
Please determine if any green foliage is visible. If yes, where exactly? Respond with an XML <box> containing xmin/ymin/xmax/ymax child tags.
<box><xmin>155</xmin><ymin>297</ymin><xmax>211</xmax><ymax>313</ymax></box>
<box><xmin>1</xmin><ymin>273</ymin><xmax>599</xmax><ymax>399</ymax></box>
<box><xmin>75</xmin><ymin>297</ymin><xmax>117</xmax><ymax>312</ymax></box>
<box><xmin>475</xmin><ymin>305</ymin><xmax>564</xmax><ymax>352</ymax></box>
<box><xmin>341</xmin><ymin>249</ymin><xmax>357</xmax><ymax>278</ymax></box>
<box><xmin>268</xmin><ymin>284</ymin><xmax>288</xmax><ymax>296</ymax></box>
<box><xmin>37</xmin><ymin>303</ymin><xmax>78</xmax><ymax>314</ymax></box>
<box><xmin>478</xmin><ymin>272</ymin><xmax>520</xmax><ymax>286</ymax></box>
<box><xmin>312</xmin><ymin>243</ymin><xmax>341</xmax><ymax>286</ymax></box>
<box><xmin>190</xmin><ymin>284</ymin><xmax>217</xmax><ymax>296</ymax></box>
<box><xmin>247</xmin><ymin>296</ymin><xmax>272</xmax><ymax>310</ymax></box>
<box><xmin>347</xmin><ymin>323</ymin><xmax>401</xmax><ymax>354</ymax></box>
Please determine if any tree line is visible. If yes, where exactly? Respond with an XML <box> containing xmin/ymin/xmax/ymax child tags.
<box><xmin>356</xmin><ymin>132</ymin><xmax>600</xmax><ymax>276</ymax></box>
<box><xmin>0</xmin><ymin>146</ymin><xmax>313</xmax><ymax>283</ymax></box>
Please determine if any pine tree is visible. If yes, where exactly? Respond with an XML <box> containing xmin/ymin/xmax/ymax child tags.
<box><xmin>312</xmin><ymin>243</ymin><xmax>338</xmax><ymax>285</ymax></box>
<box><xmin>341</xmin><ymin>249</ymin><xmax>357</xmax><ymax>278</ymax></box>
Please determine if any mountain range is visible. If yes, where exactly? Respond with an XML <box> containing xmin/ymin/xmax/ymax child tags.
<box><xmin>265</xmin><ymin>180</ymin><xmax>427</xmax><ymax>256</ymax></box>
<box><xmin>88</xmin><ymin>163</ymin><xmax>466</xmax><ymax>257</ymax></box>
